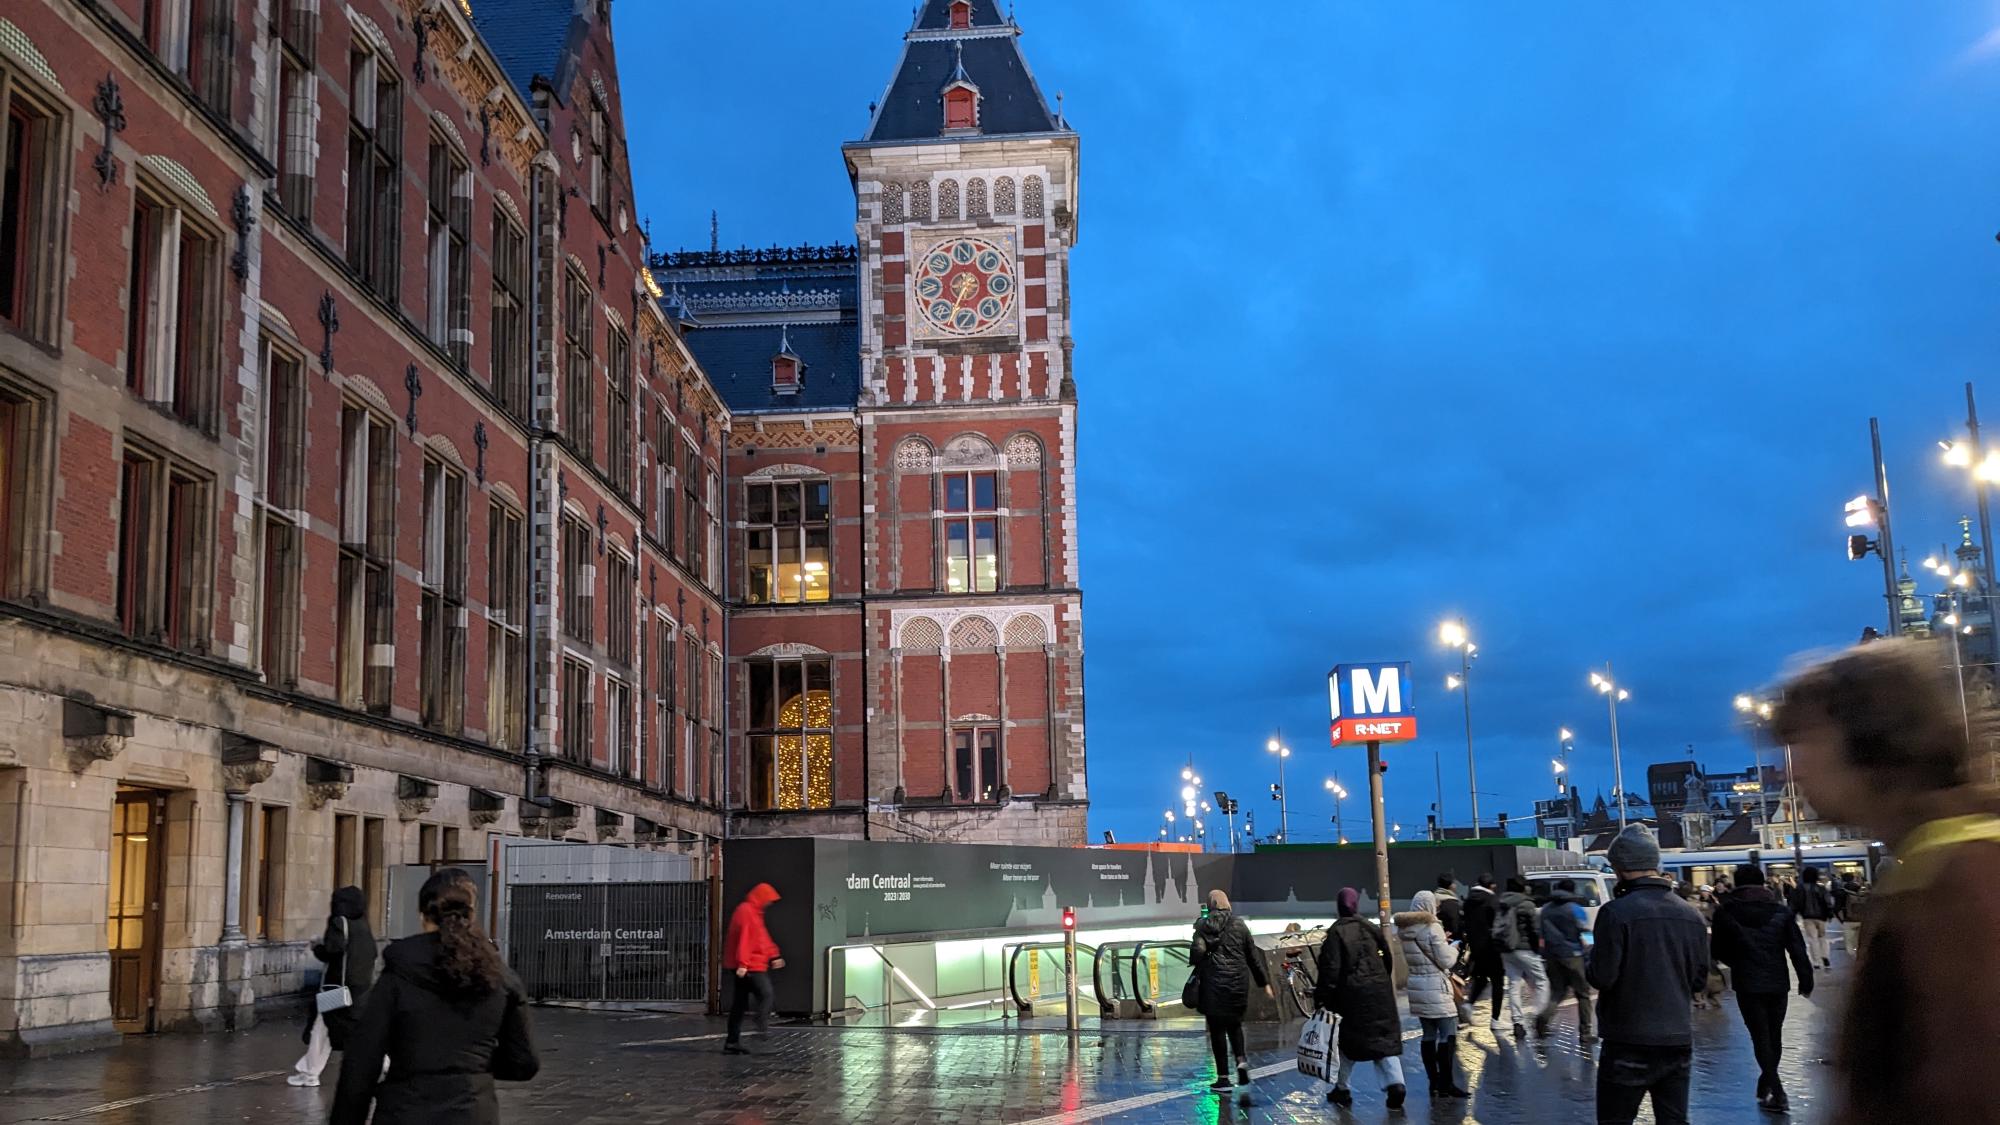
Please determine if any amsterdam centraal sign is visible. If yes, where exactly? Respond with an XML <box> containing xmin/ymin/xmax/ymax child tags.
<box><xmin>507</xmin><ymin>882</ymin><xmax>707</xmax><ymax>1003</ymax></box>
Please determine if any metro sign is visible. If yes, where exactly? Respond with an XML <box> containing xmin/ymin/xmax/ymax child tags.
<box><xmin>1328</xmin><ymin>662</ymin><xmax>1418</xmax><ymax>746</ymax></box>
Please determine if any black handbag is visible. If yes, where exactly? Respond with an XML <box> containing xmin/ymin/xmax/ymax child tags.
<box><xmin>1181</xmin><ymin>965</ymin><xmax>1202</xmax><ymax>1012</ymax></box>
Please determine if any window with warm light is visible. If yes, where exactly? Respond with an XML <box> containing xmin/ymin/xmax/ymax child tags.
<box><xmin>744</xmin><ymin>478</ymin><xmax>830</xmax><ymax>604</ymax></box>
<box><xmin>943</xmin><ymin>471</ymin><xmax>998</xmax><ymax>593</ymax></box>
<box><xmin>747</xmin><ymin>656</ymin><xmax>833</xmax><ymax>811</ymax></box>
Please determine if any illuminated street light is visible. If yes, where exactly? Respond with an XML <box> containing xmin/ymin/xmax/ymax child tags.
<box><xmin>1942</xmin><ymin>439</ymin><xmax>1974</xmax><ymax>468</ymax></box>
<box><xmin>1591</xmin><ymin>665</ymin><xmax>1631</xmax><ymax>830</ymax></box>
<box><xmin>1324</xmin><ymin>776</ymin><xmax>1347</xmax><ymax>841</ymax></box>
<box><xmin>1268</xmin><ymin>737</ymin><xmax>1292</xmax><ymax>842</ymax></box>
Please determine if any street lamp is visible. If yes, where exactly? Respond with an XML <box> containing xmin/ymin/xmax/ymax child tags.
<box><xmin>1590</xmin><ymin>667</ymin><xmax>1631</xmax><ymax>831</ymax></box>
<box><xmin>1324</xmin><ymin>776</ymin><xmax>1348</xmax><ymax>843</ymax></box>
<box><xmin>1736</xmin><ymin>691</ymin><xmax>1803</xmax><ymax>873</ymax></box>
<box><xmin>1937</xmin><ymin>382</ymin><xmax>2000</xmax><ymax>604</ymax></box>
<box><xmin>1440</xmin><ymin>618</ymin><xmax>1481</xmax><ymax>838</ymax></box>
<box><xmin>1268</xmin><ymin>737</ymin><xmax>1292</xmax><ymax>843</ymax></box>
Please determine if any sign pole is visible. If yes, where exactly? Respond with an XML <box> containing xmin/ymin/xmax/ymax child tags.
<box><xmin>1368</xmin><ymin>739</ymin><xmax>1392</xmax><ymax>928</ymax></box>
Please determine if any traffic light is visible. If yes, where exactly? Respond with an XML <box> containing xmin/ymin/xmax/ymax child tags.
<box><xmin>1061</xmin><ymin>906</ymin><xmax>1076</xmax><ymax>931</ymax></box>
<box><xmin>1376</xmin><ymin>759</ymin><xmax>1389</xmax><ymax>774</ymax></box>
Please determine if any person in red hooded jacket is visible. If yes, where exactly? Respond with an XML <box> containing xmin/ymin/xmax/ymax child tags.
<box><xmin>722</xmin><ymin>883</ymin><xmax>783</xmax><ymax>1053</ymax></box>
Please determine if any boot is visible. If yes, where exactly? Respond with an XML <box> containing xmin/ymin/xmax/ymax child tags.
<box><xmin>1437</xmin><ymin>1037</ymin><xmax>1470</xmax><ymax>1097</ymax></box>
<box><xmin>1418</xmin><ymin>1041</ymin><xmax>1439</xmax><ymax>1094</ymax></box>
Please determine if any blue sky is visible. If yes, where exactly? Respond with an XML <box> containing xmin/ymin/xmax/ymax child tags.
<box><xmin>619</xmin><ymin>3</ymin><xmax>2000</xmax><ymax>844</ymax></box>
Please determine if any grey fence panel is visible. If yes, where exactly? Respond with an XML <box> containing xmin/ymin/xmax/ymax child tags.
<box><xmin>498</xmin><ymin>840</ymin><xmax>708</xmax><ymax>1004</ymax></box>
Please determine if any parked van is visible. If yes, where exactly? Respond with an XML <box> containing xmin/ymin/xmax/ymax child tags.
<box><xmin>1524</xmin><ymin>870</ymin><xmax>1618</xmax><ymax>932</ymax></box>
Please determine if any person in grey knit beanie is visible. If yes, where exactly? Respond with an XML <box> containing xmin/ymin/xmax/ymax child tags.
<box><xmin>1606</xmin><ymin>825</ymin><xmax>1662</xmax><ymax>875</ymax></box>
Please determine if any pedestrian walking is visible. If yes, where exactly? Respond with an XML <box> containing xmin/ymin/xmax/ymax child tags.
<box><xmin>722</xmin><ymin>883</ymin><xmax>784</xmax><ymax>1054</ymax></box>
<box><xmin>1494</xmin><ymin>875</ymin><xmax>1547</xmax><ymax>1038</ymax></box>
<box><xmin>1431</xmin><ymin>873</ymin><xmax>1464</xmax><ymax>942</ymax></box>
<box><xmin>1461</xmin><ymin>874</ymin><xmax>1512</xmax><ymax>1033</ymax></box>
<box><xmin>1315</xmin><ymin>888</ymin><xmax>1409</xmax><ymax>1108</ymax></box>
<box><xmin>1587</xmin><ymin>825</ymin><xmax>1711</xmax><ymax>1125</ymax></box>
<box><xmin>1786</xmin><ymin>867</ymin><xmax>1836</xmax><ymax>971</ymax></box>
<box><xmin>1395</xmin><ymin>889</ymin><xmax>1469</xmax><ymax>1101</ymax></box>
<box><xmin>330</xmin><ymin>868</ymin><xmax>539</xmax><ymax>1125</ymax></box>
<box><xmin>1710</xmin><ymin>863</ymin><xmax>1813</xmax><ymax>1113</ymax></box>
<box><xmin>290</xmin><ymin>886</ymin><xmax>375</xmax><ymax>1088</ymax></box>
<box><xmin>1191</xmin><ymin>889</ymin><xmax>1271</xmax><ymax>1092</ymax></box>
<box><xmin>1534</xmin><ymin>878</ymin><xmax>1595</xmax><ymax>1044</ymax></box>
<box><xmin>1771</xmin><ymin>639</ymin><xmax>2000</xmax><ymax>1125</ymax></box>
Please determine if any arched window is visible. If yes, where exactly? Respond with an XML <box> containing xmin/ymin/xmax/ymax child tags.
<box><xmin>747</xmin><ymin>653</ymin><xmax>833</xmax><ymax>810</ymax></box>
<box><xmin>909</xmin><ymin>181</ymin><xmax>931</xmax><ymax>222</ymax></box>
<box><xmin>1024</xmin><ymin>175</ymin><xmax>1045</xmax><ymax>219</ymax></box>
<box><xmin>936</xmin><ymin>179</ymin><xmax>960</xmax><ymax>220</ymax></box>
<box><xmin>941</xmin><ymin>436</ymin><xmax>999</xmax><ymax>592</ymax></box>
<box><xmin>967</xmin><ymin>178</ymin><xmax>988</xmax><ymax>216</ymax></box>
<box><xmin>883</xmin><ymin>181</ymin><xmax>904</xmax><ymax>224</ymax></box>
<box><xmin>895</xmin><ymin>438</ymin><xmax>934</xmax><ymax>473</ymax></box>
<box><xmin>994</xmin><ymin>176</ymin><xmax>1017</xmax><ymax>216</ymax></box>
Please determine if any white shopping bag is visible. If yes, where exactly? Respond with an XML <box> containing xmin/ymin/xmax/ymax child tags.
<box><xmin>1295</xmin><ymin>1010</ymin><xmax>1336</xmax><ymax>1083</ymax></box>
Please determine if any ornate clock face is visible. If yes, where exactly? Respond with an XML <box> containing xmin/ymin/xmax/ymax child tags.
<box><xmin>912</xmin><ymin>236</ymin><xmax>1017</xmax><ymax>337</ymax></box>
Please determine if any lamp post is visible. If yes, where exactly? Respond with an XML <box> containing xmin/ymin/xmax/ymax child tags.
<box><xmin>1938</xmin><ymin>382</ymin><xmax>2000</xmax><ymax>603</ymax></box>
<box><xmin>1267</xmin><ymin>738</ymin><xmax>1291</xmax><ymax>842</ymax></box>
<box><xmin>1735</xmin><ymin>693</ymin><xmax>1803</xmax><ymax>872</ymax></box>
<box><xmin>1556</xmin><ymin>727</ymin><xmax>1574</xmax><ymax>794</ymax></box>
<box><xmin>1440</xmin><ymin>619</ymin><xmax>1480</xmax><ymax>838</ymax></box>
<box><xmin>1324</xmin><ymin>776</ymin><xmax>1348</xmax><ymax>844</ymax></box>
<box><xmin>1590</xmin><ymin>667</ymin><xmax>1631</xmax><ymax>831</ymax></box>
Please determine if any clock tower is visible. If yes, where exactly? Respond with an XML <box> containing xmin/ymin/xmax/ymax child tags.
<box><xmin>845</xmin><ymin>0</ymin><xmax>1086</xmax><ymax>844</ymax></box>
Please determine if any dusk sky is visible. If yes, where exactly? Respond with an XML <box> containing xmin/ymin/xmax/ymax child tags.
<box><xmin>619</xmin><ymin>4</ymin><xmax>2000</xmax><ymax>844</ymax></box>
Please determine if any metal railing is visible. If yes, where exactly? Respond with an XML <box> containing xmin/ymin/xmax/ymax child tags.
<box><xmin>822</xmin><ymin>941</ymin><xmax>945</xmax><ymax>1020</ymax></box>
<box><xmin>1004</xmin><ymin>940</ymin><xmax>1102</xmax><ymax>1016</ymax></box>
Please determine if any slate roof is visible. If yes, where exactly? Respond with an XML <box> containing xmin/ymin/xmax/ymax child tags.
<box><xmin>679</xmin><ymin>321</ymin><xmax>860</xmax><ymax>415</ymax></box>
<box><xmin>468</xmin><ymin>0</ymin><xmax>581</xmax><ymax>101</ymax></box>
<box><xmin>1710</xmin><ymin>817</ymin><xmax>1762</xmax><ymax>848</ymax></box>
<box><xmin>862</xmin><ymin>17</ymin><xmax>1063</xmax><ymax>143</ymax></box>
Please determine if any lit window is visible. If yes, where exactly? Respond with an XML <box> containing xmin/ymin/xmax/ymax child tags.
<box><xmin>943</xmin><ymin>471</ymin><xmax>999</xmax><ymax>593</ymax></box>
<box><xmin>745</xmin><ymin>479</ymin><xmax>830</xmax><ymax>604</ymax></box>
<box><xmin>747</xmin><ymin>656</ymin><xmax>833</xmax><ymax>811</ymax></box>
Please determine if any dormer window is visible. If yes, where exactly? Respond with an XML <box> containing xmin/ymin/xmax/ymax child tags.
<box><xmin>949</xmin><ymin>0</ymin><xmax>972</xmax><ymax>29</ymax></box>
<box><xmin>772</xmin><ymin>328</ymin><xmax>803</xmax><ymax>394</ymax></box>
<box><xmin>944</xmin><ymin>85</ymin><xmax>977</xmax><ymax>131</ymax></box>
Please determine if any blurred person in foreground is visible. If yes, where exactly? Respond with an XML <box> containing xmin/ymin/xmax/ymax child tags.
<box><xmin>331</xmin><ymin>868</ymin><xmax>538</xmax><ymax>1125</ymax></box>
<box><xmin>1771</xmin><ymin>639</ymin><xmax>2000</xmax><ymax>1125</ymax></box>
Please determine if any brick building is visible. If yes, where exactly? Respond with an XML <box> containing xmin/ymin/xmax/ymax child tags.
<box><xmin>655</xmin><ymin>0</ymin><xmax>1087</xmax><ymax>846</ymax></box>
<box><xmin>0</xmin><ymin>0</ymin><xmax>1086</xmax><ymax>1055</ymax></box>
<box><xmin>0</xmin><ymin>0</ymin><xmax>730</xmax><ymax>1053</ymax></box>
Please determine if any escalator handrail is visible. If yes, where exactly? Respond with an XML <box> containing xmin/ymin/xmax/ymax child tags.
<box><xmin>1128</xmin><ymin>939</ymin><xmax>1194</xmax><ymax>1013</ymax></box>
<box><xmin>1004</xmin><ymin>940</ymin><xmax>1102</xmax><ymax>1013</ymax></box>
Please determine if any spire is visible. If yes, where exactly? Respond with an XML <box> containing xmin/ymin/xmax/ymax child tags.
<box><xmin>709</xmin><ymin>210</ymin><xmax>718</xmax><ymax>254</ymax></box>
<box><xmin>946</xmin><ymin>40</ymin><xmax>971</xmax><ymax>87</ymax></box>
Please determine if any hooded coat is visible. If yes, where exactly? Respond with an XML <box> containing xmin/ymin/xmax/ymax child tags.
<box><xmin>1396</xmin><ymin>890</ymin><xmax>1460</xmax><ymax>1020</ymax></box>
<box><xmin>723</xmin><ymin>884</ymin><xmax>782</xmax><ymax>972</ymax></box>
<box><xmin>1462</xmin><ymin>884</ymin><xmax>1501</xmax><ymax>953</ymax></box>
<box><xmin>1539</xmin><ymin>887</ymin><xmax>1588</xmax><ymax>960</ymax></box>
<box><xmin>1313</xmin><ymin>914</ymin><xmax>1401</xmax><ymax>1060</ymax></box>
<box><xmin>329</xmin><ymin>931</ymin><xmax>539</xmax><ymax>1125</ymax></box>
<box><xmin>310</xmin><ymin>886</ymin><xmax>376</xmax><ymax>1049</ymax></box>
<box><xmin>1710</xmin><ymin>885</ymin><xmax>1813</xmax><ymax>996</ymax></box>
<box><xmin>1192</xmin><ymin>904</ymin><xmax>1267</xmax><ymax>1020</ymax></box>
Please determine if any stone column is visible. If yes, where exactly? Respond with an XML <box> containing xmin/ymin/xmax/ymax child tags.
<box><xmin>220</xmin><ymin>794</ymin><xmax>246</xmax><ymax>945</ymax></box>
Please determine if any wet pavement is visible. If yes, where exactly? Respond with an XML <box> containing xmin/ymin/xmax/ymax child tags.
<box><xmin>0</xmin><ymin>982</ymin><xmax>1842</xmax><ymax>1123</ymax></box>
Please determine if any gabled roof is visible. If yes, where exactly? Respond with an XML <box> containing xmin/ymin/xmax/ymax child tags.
<box><xmin>468</xmin><ymin>0</ymin><xmax>584</xmax><ymax>102</ymax></box>
<box><xmin>1711</xmin><ymin>817</ymin><xmax>1761</xmax><ymax>848</ymax></box>
<box><xmin>861</xmin><ymin>4</ymin><xmax>1064</xmax><ymax>143</ymax></box>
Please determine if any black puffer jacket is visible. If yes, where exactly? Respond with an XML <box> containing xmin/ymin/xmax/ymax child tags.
<box><xmin>309</xmin><ymin>886</ymin><xmax>376</xmax><ymax>1049</ymax></box>
<box><xmin>1711</xmin><ymin>886</ymin><xmax>1814</xmax><ymax>996</ymax></box>
<box><xmin>1313</xmin><ymin>917</ymin><xmax>1400</xmax><ymax>1060</ymax></box>
<box><xmin>1463</xmin><ymin>885</ymin><xmax>1501</xmax><ymax>953</ymax></box>
<box><xmin>1192</xmin><ymin>910</ymin><xmax>1268</xmax><ymax>1020</ymax></box>
<box><xmin>329</xmin><ymin>932</ymin><xmax>540</xmax><ymax>1125</ymax></box>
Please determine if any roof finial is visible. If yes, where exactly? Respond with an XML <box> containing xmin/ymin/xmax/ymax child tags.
<box><xmin>710</xmin><ymin>209</ymin><xmax>718</xmax><ymax>254</ymax></box>
<box><xmin>1056</xmin><ymin>89</ymin><xmax>1064</xmax><ymax>124</ymax></box>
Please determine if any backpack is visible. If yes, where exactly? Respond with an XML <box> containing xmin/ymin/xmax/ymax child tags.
<box><xmin>1491</xmin><ymin>900</ymin><xmax>1525</xmax><ymax>951</ymax></box>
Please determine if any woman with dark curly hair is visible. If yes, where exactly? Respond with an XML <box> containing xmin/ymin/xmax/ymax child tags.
<box><xmin>330</xmin><ymin>867</ymin><xmax>539</xmax><ymax>1125</ymax></box>
<box><xmin>1770</xmin><ymin>639</ymin><xmax>2000</xmax><ymax>1125</ymax></box>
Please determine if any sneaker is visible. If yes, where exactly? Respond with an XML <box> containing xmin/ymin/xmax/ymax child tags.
<box><xmin>1764</xmin><ymin>1092</ymin><xmax>1791</xmax><ymax>1114</ymax></box>
<box><xmin>1385</xmin><ymin>1082</ymin><xmax>1407</xmax><ymax>1110</ymax></box>
<box><xmin>286</xmin><ymin>1074</ymin><xmax>320</xmax><ymax>1087</ymax></box>
<box><xmin>1326</xmin><ymin>1087</ymin><xmax>1353</xmax><ymax>1107</ymax></box>
<box><xmin>1237</xmin><ymin>1064</ymin><xmax>1250</xmax><ymax>1086</ymax></box>
<box><xmin>1208</xmin><ymin>1077</ymin><xmax>1234</xmax><ymax>1091</ymax></box>
<box><xmin>1488</xmin><ymin>1018</ymin><xmax>1506</xmax><ymax>1033</ymax></box>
